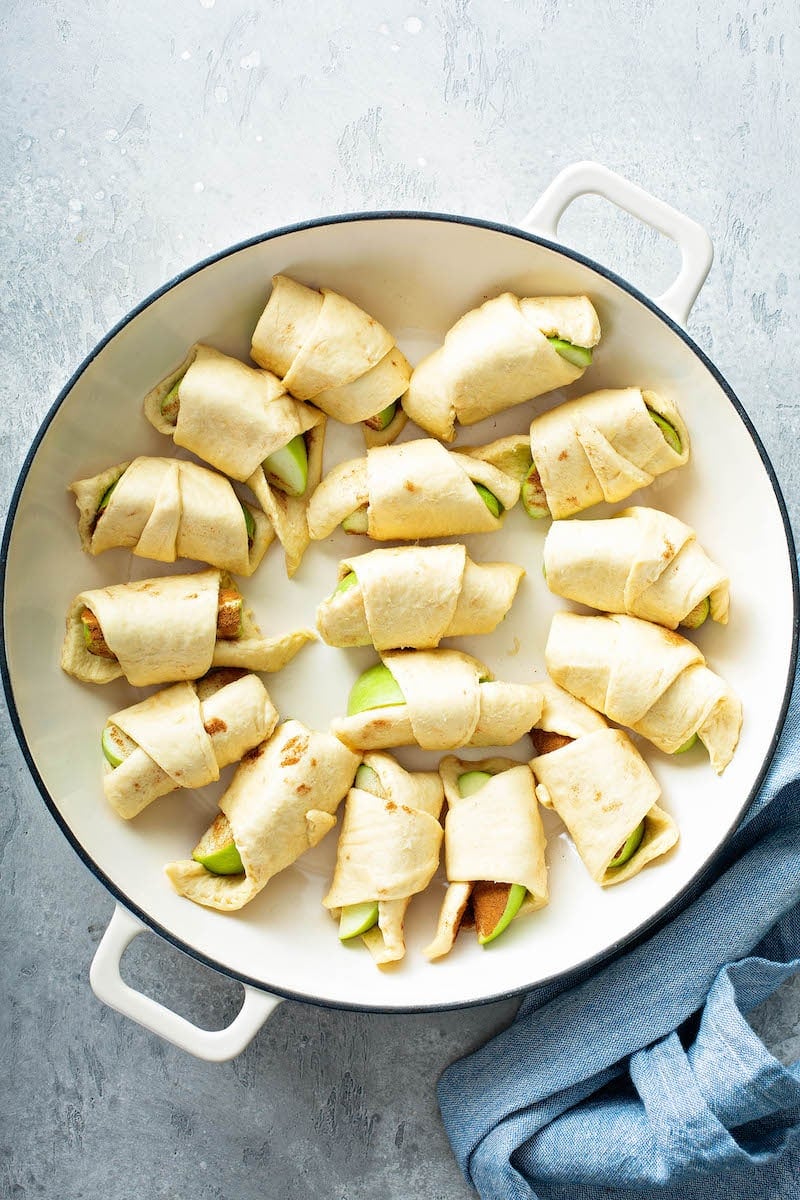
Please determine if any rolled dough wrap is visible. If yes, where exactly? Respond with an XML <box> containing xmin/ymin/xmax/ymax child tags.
<box><xmin>545</xmin><ymin>611</ymin><xmax>742</xmax><ymax>773</ymax></box>
<box><xmin>331</xmin><ymin>649</ymin><xmax>543</xmax><ymax>751</ymax></box>
<box><xmin>543</xmin><ymin>506</ymin><xmax>729</xmax><ymax>628</ymax></box>
<box><xmin>164</xmin><ymin>720</ymin><xmax>360</xmax><ymax>911</ymax></box>
<box><xmin>315</xmin><ymin>348</ymin><xmax>410</xmax><ymax>443</ymax></box>
<box><xmin>531</xmin><ymin>728</ymin><xmax>678</xmax><ymax>886</ymax></box>
<box><xmin>424</xmin><ymin>757</ymin><xmax>548</xmax><ymax>960</ymax></box>
<box><xmin>70</xmin><ymin>456</ymin><xmax>272</xmax><ymax>576</ymax></box>
<box><xmin>143</xmin><ymin>344</ymin><xmax>326</xmax><ymax>577</ymax></box>
<box><xmin>103</xmin><ymin>672</ymin><xmax>278</xmax><ymax>819</ymax></box>
<box><xmin>317</xmin><ymin>544</ymin><xmax>524</xmax><ymax>650</ymax></box>
<box><xmin>60</xmin><ymin>568</ymin><xmax>314</xmax><ymax>687</ymax></box>
<box><xmin>532</xmin><ymin>387</ymin><xmax>689</xmax><ymax>519</ymax></box>
<box><xmin>307</xmin><ymin>438</ymin><xmax>520</xmax><ymax>541</ymax></box>
<box><xmin>323</xmin><ymin>754</ymin><xmax>444</xmax><ymax>965</ymax></box>
<box><xmin>535</xmin><ymin>678</ymin><xmax>608</xmax><ymax>739</ymax></box>
<box><xmin>404</xmin><ymin>292</ymin><xmax>600</xmax><ymax>442</ymax></box>
<box><xmin>144</xmin><ymin>344</ymin><xmax>318</xmax><ymax>480</ymax></box>
<box><xmin>250</xmin><ymin>274</ymin><xmax>411</xmax><ymax>433</ymax></box>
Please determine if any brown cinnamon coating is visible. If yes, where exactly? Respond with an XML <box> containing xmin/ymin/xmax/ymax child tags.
<box><xmin>530</xmin><ymin>729</ymin><xmax>573</xmax><ymax>756</ymax></box>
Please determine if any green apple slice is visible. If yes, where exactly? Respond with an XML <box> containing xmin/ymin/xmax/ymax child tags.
<box><xmin>101</xmin><ymin>723</ymin><xmax>135</xmax><ymax>769</ymax></box>
<box><xmin>241</xmin><ymin>503</ymin><xmax>256</xmax><ymax>543</ymax></box>
<box><xmin>339</xmin><ymin>900</ymin><xmax>379</xmax><ymax>940</ymax></box>
<box><xmin>457</xmin><ymin>770</ymin><xmax>493</xmax><ymax>797</ymax></box>
<box><xmin>160</xmin><ymin>376</ymin><xmax>183</xmax><ymax>425</ymax></box>
<box><xmin>647</xmin><ymin>407</ymin><xmax>682</xmax><ymax>454</ymax></box>
<box><xmin>674</xmin><ymin>733</ymin><xmax>698</xmax><ymax>755</ymax></box>
<box><xmin>521</xmin><ymin>463</ymin><xmax>551</xmax><ymax>518</ymax></box>
<box><xmin>354</xmin><ymin>763</ymin><xmax>383</xmax><ymax>794</ymax></box>
<box><xmin>681</xmin><ymin>596</ymin><xmax>710</xmax><ymax>630</ymax></box>
<box><xmin>97</xmin><ymin>478</ymin><xmax>120</xmax><ymax>513</ymax></box>
<box><xmin>197</xmin><ymin>843</ymin><xmax>244</xmax><ymax>875</ymax></box>
<box><xmin>473</xmin><ymin>482</ymin><xmax>504</xmax><ymax>518</ymax></box>
<box><xmin>546</xmin><ymin>336</ymin><xmax>593</xmax><ymax>368</ymax></box>
<box><xmin>342</xmin><ymin>507</ymin><xmax>369</xmax><ymax>534</ymax></box>
<box><xmin>347</xmin><ymin>663</ymin><xmax>406</xmax><ymax>716</ymax></box>
<box><xmin>192</xmin><ymin>813</ymin><xmax>244</xmax><ymax>875</ymax></box>
<box><xmin>264</xmin><ymin>434</ymin><xmax>308</xmax><ymax>497</ymax></box>
<box><xmin>477</xmin><ymin>883</ymin><xmax>527</xmax><ymax>946</ymax></box>
<box><xmin>334</xmin><ymin>571</ymin><xmax>359</xmax><ymax>596</ymax></box>
<box><xmin>364</xmin><ymin>401</ymin><xmax>397</xmax><ymax>432</ymax></box>
<box><xmin>339</xmin><ymin>767</ymin><xmax>385</xmax><ymax>940</ymax></box>
<box><xmin>502</xmin><ymin>444</ymin><xmax>534</xmax><ymax>483</ymax></box>
<box><xmin>608</xmin><ymin>820</ymin><xmax>645</xmax><ymax>869</ymax></box>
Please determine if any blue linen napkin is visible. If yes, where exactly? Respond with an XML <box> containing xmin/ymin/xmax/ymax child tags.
<box><xmin>438</xmin><ymin>665</ymin><xmax>800</xmax><ymax>1198</ymax></box>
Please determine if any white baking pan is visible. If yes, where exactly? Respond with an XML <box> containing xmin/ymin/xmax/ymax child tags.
<box><xmin>2</xmin><ymin>162</ymin><xmax>796</xmax><ymax>1060</ymax></box>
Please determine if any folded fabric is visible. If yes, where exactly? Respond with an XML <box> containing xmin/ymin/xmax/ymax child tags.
<box><xmin>437</xmin><ymin>664</ymin><xmax>800</xmax><ymax>1200</ymax></box>
<box><xmin>102</xmin><ymin>671</ymin><xmax>278</xmax><ymax>819</ymax></box>
<box><xmin>331</xmin><ymin>649</ymin><xmax>543</xmax><ymax>751</ymax></box>
<box><xmin>250</xmin><ymin>273</ymin><xmax>410</xmax><ymax>443</ymax></box>
<box><xmin>70</xmin><ymin>456</ymin><xmax>272</xmax><ymax>576</ymax></box>
<box><xmin>473</xmin><ymin>387</ymin><xmax>689</xmax><ymax>521</ymax></box>
<box><xmin>165</xmin><ymin>719</ymin><xmax>360</xmax><ymax>911</ymax></box>
<box><xmin>60</xmin><ymin>568</ymin><xmax>314</xmax><ymax>686</ymax></box>
<box><xmin>546</xmin><ymin>611</ymin><xmax>742</xmax><ymax>773</ymax></box>
<box><xmin>143</xmin><ymin>344</ymin><xmax>326</xmax><ymax>576</ymax></box>
<box><xmin>316</xmin><ymin>544</ymin><xmax>524</xmax><ymax>650</ymax></box>
<box><xmin>403</xmin><ymin>292</ymin><xmax>600</xmax><ymax>442</ymax></box>
<box><xmin>307</xmin><ymin>438</ymin><xmax>520</xmax><ymax>541</ymax></box>
<box><xmin>543</xmin><ymin>506</ymin><xmax>729</xmax><ymax>628</ymax></box>
<box><xmin>323</xmin><ymin>753</ymin><xmax>444</xmax><ymax>965</ymax></box>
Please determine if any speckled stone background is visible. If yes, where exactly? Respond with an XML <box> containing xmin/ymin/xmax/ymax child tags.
<box><xmin>2</xmin><ymin>2</ymin><xmax>799</xmax><ymax>1197</ymax></box>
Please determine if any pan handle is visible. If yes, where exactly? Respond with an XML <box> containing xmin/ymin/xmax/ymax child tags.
<box><xmin>521</xmin><ymin>161</ymin><xmax>713</xmax><ymax>326</ymax></box>
<box><xmin>90</xmin><ymin>905</ymin><xmax>282</xmax><ymax>1061</ymax></box>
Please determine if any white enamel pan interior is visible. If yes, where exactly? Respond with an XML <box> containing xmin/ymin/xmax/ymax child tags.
<box><xmin>3</xmin><ymin>163</ymin><xmax>797</xmax><ymax>1061</ymax></box>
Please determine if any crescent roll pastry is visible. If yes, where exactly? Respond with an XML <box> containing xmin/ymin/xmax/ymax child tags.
<box><xmin>529</xmin><ymin>681</ymin><xmax>678</xmax><ymax>886</ymax></box>
<box><xmin>164</xmin><ymin>720</ymin><xmax>360</xmax><ymax>911</ymax></box>
<box><xmin>424</xmin><ymin>757</ymin><xmax>549</xmax><ymax>960</ymax></box>
<box><xmin>102</xmin><ymin>671</ymin><xmax>278</xmax><ymax>819</ymax></box>
<box><xmin>323</xmin><ymin>754</ymin><xmax>444</xmax><ymax>965</ymax></box>
<box><xmin>70</xmin><ymin>456</ymin><xmax>272</xmax><ymax>576</ymax></box>
<box><xmin>60</xmin><ymin>568</ymin><xmax>314</xmax><ymax>687</ymax></box>
<box><xmin>250</xmin><ymin>273</ymin><xmax>411</xmax><ymax>443</ymax></box>
<box><xmin>404</xmin><ymin>292</ymin><xmax>601</xmax><ymax>442</ymax></box>
<box><xmin>545</xmin><ymin>612</ymin><xmax>742</xmax><ymax>773</ymax></box>
<box><xmin>470</xmin><ymin>387</ymin><xmax>689</xmax><ymax>521</ymax></box>
<box><xmin>534</xmin><ymin>677</ymin><xmax>608</xmax><ymax>740</ymax></box>
<box><xmin>316</xmin><ymin>545</ymin><xmax>524</xmax><ymax>650</ymax></box>
<box><xmin>144</xmin><ymin>344</ymin><xmax>320</xmax><ymax>482</ymax></box>
<box><xmin>543</xmin><ymin>507</ymin><xmax>729</xmax><ymax>630</ymax></box>
<box><xmin>331</xmin><ymin>649</ymin><xmax>543</xmax><ymax>752</ymax></box>
<box><xmin>307</xmin><ymin>438</ymin><xmax>520</xmax><ymax>542</ymax></box>
<box><xmin>144</xmin><ymin>344</ymin><xmax>326</xmax><ymax>577</ymax></box>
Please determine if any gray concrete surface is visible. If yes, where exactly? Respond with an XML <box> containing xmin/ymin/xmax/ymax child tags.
<box><xmin>2</xmin><ymin>2</ymin><xmax>799</xmax><ymax>1197</ymax></box>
